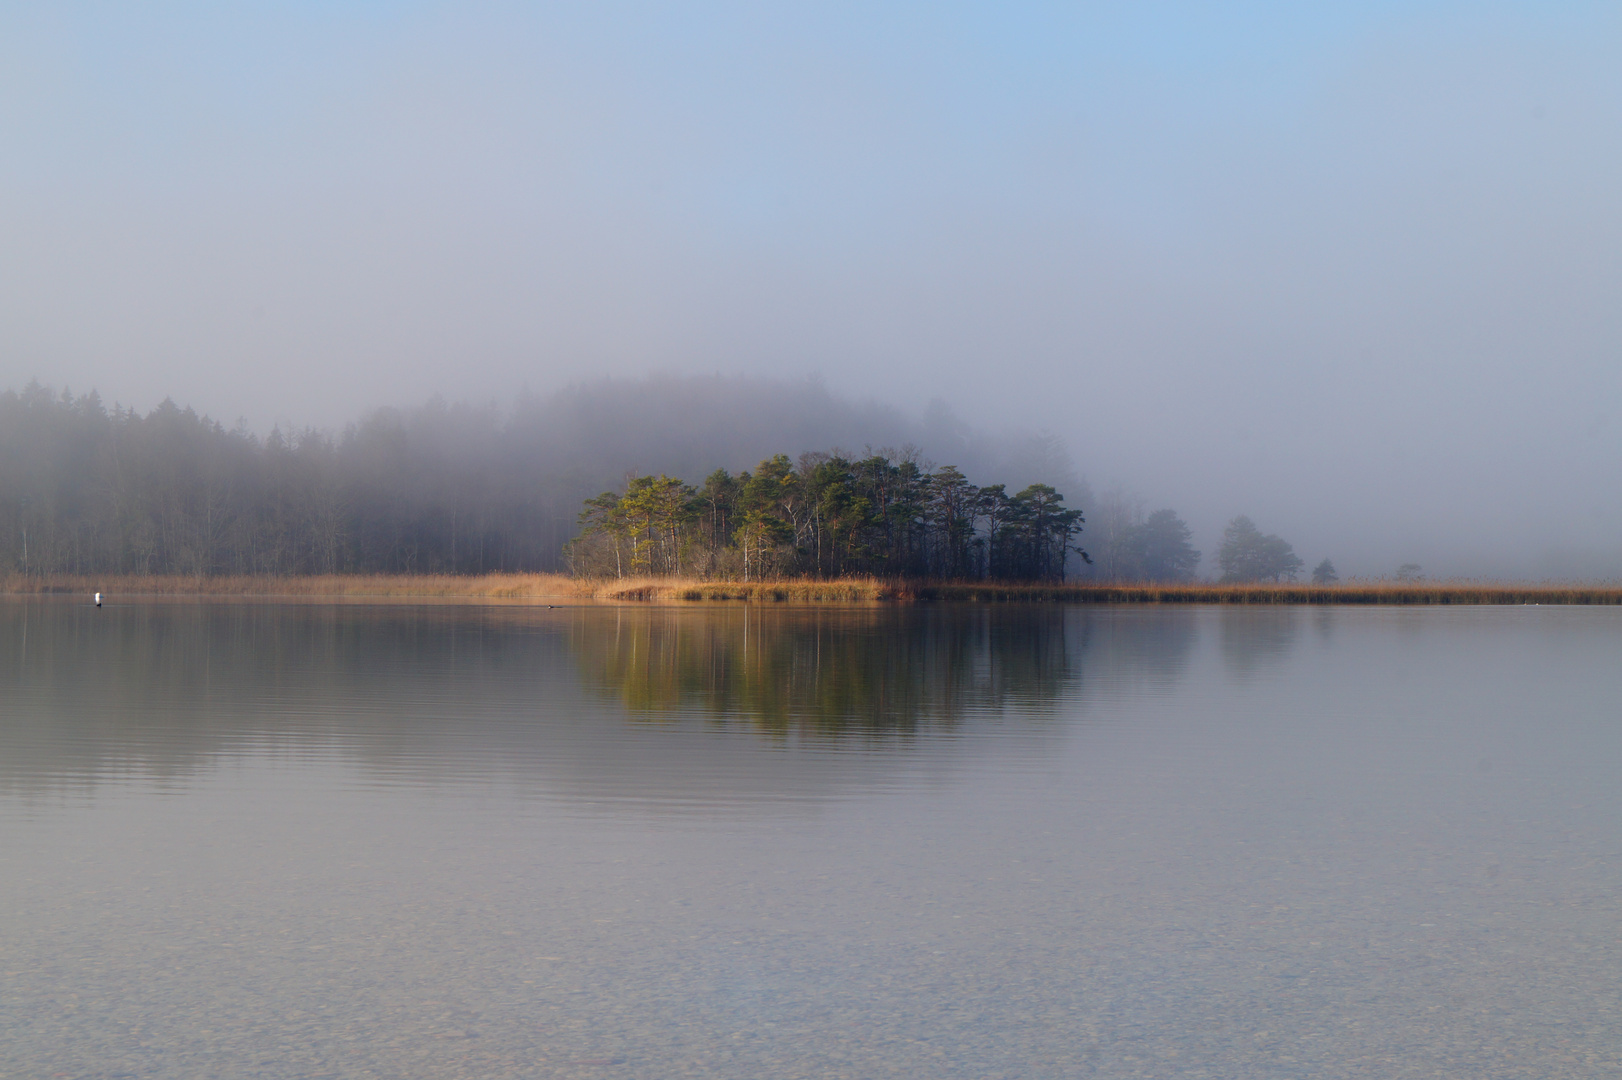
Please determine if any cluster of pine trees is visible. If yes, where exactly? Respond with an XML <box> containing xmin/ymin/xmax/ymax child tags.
<box><xmin>570</xmin><ymin>452</ymin><xmax>1087</xmax><ymax>581</ymax></box>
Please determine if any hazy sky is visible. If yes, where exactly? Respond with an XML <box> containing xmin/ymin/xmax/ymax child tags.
<box><xmin>3</xmin><ymin>2</ymin><xmax>1620</xmax><ymax>576</ymax></box>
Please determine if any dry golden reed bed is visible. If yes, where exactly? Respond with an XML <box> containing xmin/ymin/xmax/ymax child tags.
<box><xmin>904</xmin><ymin>581</ymin><xmax>1622</xmax><ymax>605</ymax></box>
<box><xmin>5</xmin><ymin>573</ymin><xmax>1622</xmax><ymax>605</ymax></box>
<box><xmin>0</xmin><ymin>572</ymin><xmax>588</xmax><ymax>600</ymax></box>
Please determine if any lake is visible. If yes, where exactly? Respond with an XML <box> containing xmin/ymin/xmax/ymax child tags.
<box><xmin>3</xmin><ymin>600</ymin><xmax>1620</xmax><ymax>1078</ymax></box>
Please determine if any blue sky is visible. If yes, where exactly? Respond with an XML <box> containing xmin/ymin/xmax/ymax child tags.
<box><xmin>3</xmin><ymin>2</ymin><xmax>1620</xmax><ymax>574</ymax></box>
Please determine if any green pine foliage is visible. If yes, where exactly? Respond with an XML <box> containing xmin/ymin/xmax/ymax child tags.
<box><xmin>569</xmin><ymin>453</ymin><xmax>1088</xmax><ymax>582</ymax></box>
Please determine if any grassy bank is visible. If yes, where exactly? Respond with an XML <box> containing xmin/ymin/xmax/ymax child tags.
<box><xmin>601</xmin><ymin>577</ymin><xmax>897</xmax><ymax>602</ymax></box>
<box><xmin>904</xmin><ymin>581</ymin><xmax>1622</xmax><ymax>605</ymax></box>
<box><xmin>0</xmin><ymin>573</ymin><xmax>896</xmax><ymax>603</ymax></box>
<box><xmin>0</xmin><ymin>572</ymin><xmax>589</xmax><ymax>600</ymax></box>
<box><xmin>4</xmin><ymin>574</ymin><xmax>1621</xmax><ymax>605</ymax></box>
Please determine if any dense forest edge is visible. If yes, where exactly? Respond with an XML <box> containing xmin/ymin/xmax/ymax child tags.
<box><xmin>0</xmin><ymin>379</ymin><xmax>1092</xmax><ymax>580</ymax></box>
<box><xmin>569</xmin><ymin>453</ymin><xmax>1086</xmax><ymax>582</ymax></box>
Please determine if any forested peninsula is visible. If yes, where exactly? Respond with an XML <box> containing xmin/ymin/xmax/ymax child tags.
<box><xmin>7</xmin><ymin>380</ymin><xmax>1622</xmax><ymax>605</ymax></box>
<box><xmin>0</xmin><ymin>379</ymin><xmax>1087</xmax><ymax>582</ymax></box>
<box><xmin>572</xmin><ymin>456</ymin><xmax>1082</xmax><ymax>582</ymax></box>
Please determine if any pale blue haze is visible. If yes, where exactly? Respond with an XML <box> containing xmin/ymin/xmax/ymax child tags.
<box><xmin>2</xmin><ymin>2</ymin><xmax>1619</xmax><ymax>575</ymax></box>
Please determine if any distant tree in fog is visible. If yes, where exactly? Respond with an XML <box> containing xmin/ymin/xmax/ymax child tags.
<box><xmin>1217</xmin><ymin>516</ymin><xmax>1303</xmax><ymax>583</ymax></box>
<box><xmin>1083</xmin><ymin>487</ymin><xmax>1143</xmax><ymax>580</ymax></box>
<box><xmin>1116</xmin><ymin>509</ymin><xmax>1201</xmax><ymax>581</ymax></box>
<box><xmin>1311</xmin><ymin>558</ymin><xmax>1339</xmax><ymax>584</ymax></box>
<box><xmin>1395</xmin><ymin>563</ymin><xmax>1424</xmax><ymax>581</ymax></box>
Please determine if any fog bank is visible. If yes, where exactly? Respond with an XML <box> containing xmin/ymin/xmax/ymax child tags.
<box><xmin>3</xmin><ymin>4</ymin><xmax>1619</xmax><ymax>579</ymax></box>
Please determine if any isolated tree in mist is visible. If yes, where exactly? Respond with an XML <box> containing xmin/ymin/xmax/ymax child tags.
<box><xmin>1083</xmin><ymin>487</ymin><xmax>1143</xmax><ymax>580</ymax></box>
<box><xmin>1217</xmin><ymin>516</ymin><xmax>1303</xmax><ymax>583</ymax></box>
<box><xmin>1311</xmin><ymin>558</ymin><xmax>1338</xmax><ymax>584</ymax></box>
<box><xmin>1118</xmin><ymin>509</ymin><xmax>1200</xmax><ymax>581</ymax></box>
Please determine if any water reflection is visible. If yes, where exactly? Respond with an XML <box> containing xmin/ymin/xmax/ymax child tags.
<box><xmin>1218</xmin><ymin>606</ymin><xmax>1301</xmax><ymax>679</ymax></box>
<box><xmin>0</xmin><ymin>600</ymin><xmax>1219</xmax><ymax>798</ymax></box>
<box><xmin>572</xmin><ymin>605</ymin><xmax>1079</xmax><ymax>738</ymax></box>
<box><xmin>0</xmin><ymin>601</ymin><xmax>1096</xmax><ymax>795</ymax></box>
<box><xmin>2</xmin><ymin>601</ymin><xmax>576</xmax><ymax>793</ymax></box>
<box><xmin>1076</xmin><ymin>606</ymin><xmax>1198</xmax><ymax>697</ymax></box>
<box><xmin>6</xmin><ymin>600</ymin><xmax>1622</xmax><ymax>1079</ymax></box>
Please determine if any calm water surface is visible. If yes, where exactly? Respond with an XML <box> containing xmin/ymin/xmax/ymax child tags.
<box><xmin>2</xmin><ymin>601</ymin><xmax>1620</xmax><ymax>1078</ymax></box>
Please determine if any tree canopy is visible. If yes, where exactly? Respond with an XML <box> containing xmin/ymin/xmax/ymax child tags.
<box><xmin>3</xmin><ymin>376</ymin><xmax>1051</xmax><ymax>578</ymax></box>
<box><xmin>1109</xmin><ymin>509</ymin><xmax>1201</xmax><ymax>581</ymax></box>
<box><xmin>0</xmin><ymin>384</ymin><xmax>592</xmax><ymax>575</ymax></box>
<box><xmin>1216</xmin><ymin>516</ymin><xmax>1303</xmax><ymax>583</ymax></box>
<box><xmin>569</xmin><ymin>452</ymin><xmax>1088</xmax><ymax>581</ymax></box>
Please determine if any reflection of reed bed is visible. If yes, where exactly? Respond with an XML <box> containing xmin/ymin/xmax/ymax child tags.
<box><xmin>7</xmin><ymin>573</ymin><xmax>1622</xmax><ymax>604</ymax></box>
<box><xmin>571</xmin><ymin>605</ymin><xmax>1076</xmax><ymax>736</ymax></box>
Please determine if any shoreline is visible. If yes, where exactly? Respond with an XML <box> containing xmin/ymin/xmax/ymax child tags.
<box><xmin>4</xmin><ymin>573</ymin><xmax>1622</xmax><ymax>605</ymax></box>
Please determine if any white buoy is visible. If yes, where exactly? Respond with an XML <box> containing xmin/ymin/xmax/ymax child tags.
<box><xmin>94</xmin><ymin>591</ymin><xmax>102</xmax><ymax>608</ymax></box>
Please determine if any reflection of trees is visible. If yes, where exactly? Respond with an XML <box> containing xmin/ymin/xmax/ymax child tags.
<box><xmin>2</xmin><ymin>601</ymin><xmax>1207</xmax><ymax>794</ymax></box>
<box><xmin>1218</xmin><ymin>607</ymin><xmax>1301</xmax><ymax>680</ymax></box>
<box><xmin>4</xmin><ymin>601</ymin><xmax>285</xmax><ymax>787</ymax></box>
<box><xmin>1081</xmin><ymin>608</ymin><xmax>1198</xmax><ymax>696</ymax></box>
<box><xmin>2</xmin><ymin>602</ymin><xmax>1087</xmax><ymax>788</ymax></box>
<box><xmin>571</xmin><ymin>606</ymin><xmax>1079</xmax><ymax>738</ymax></box>
<box><xmin>0</xmin><ymin>601</ymin><xmax>587</xmax><ymax>792</ymax></box>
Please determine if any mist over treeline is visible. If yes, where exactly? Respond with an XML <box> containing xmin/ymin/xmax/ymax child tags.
<box><xmin>0</xmin><ymin>375</ymin><xmax>1110</xmax><ymax>578</ymax></box>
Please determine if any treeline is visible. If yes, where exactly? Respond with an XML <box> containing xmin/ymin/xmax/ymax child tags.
<box><xmin>0</xmin><ymin>378</ymin><xmax>1082</xmax><ymax>579</ymax></box>
<box><xmin>1086</xmin><ymin>500</ymin><xmax>1323</xmax><ymax>585</ymax></box>
<box><xmin>1087</xmin><ymin>504</ymin><xmax>1203</xmax><ymax>582</ymax></box>
<box><xmin>6</xmin><ymin>377</ymin><xmax>1318</xmax><ymax>585</ymax></box>
<box><xmin>570</xmin><ymin>453</ymin><xmax>1087</xmax><ymax>581</ymax></box>
<box><xmin>0</xmin><ymin>383</ymin><xmax>577</xmax><ymax>575</ymax></box>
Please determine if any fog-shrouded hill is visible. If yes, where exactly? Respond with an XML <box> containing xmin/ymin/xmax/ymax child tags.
<box><xmin>488</xmin><ymin>373</ymin><xmax>1083</xmax><ymax>497</ymax></box>
<box><xmin>0</xmin><ymin>374</ymin><xmax>1087</xmax><ymax>577</ymax></box>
